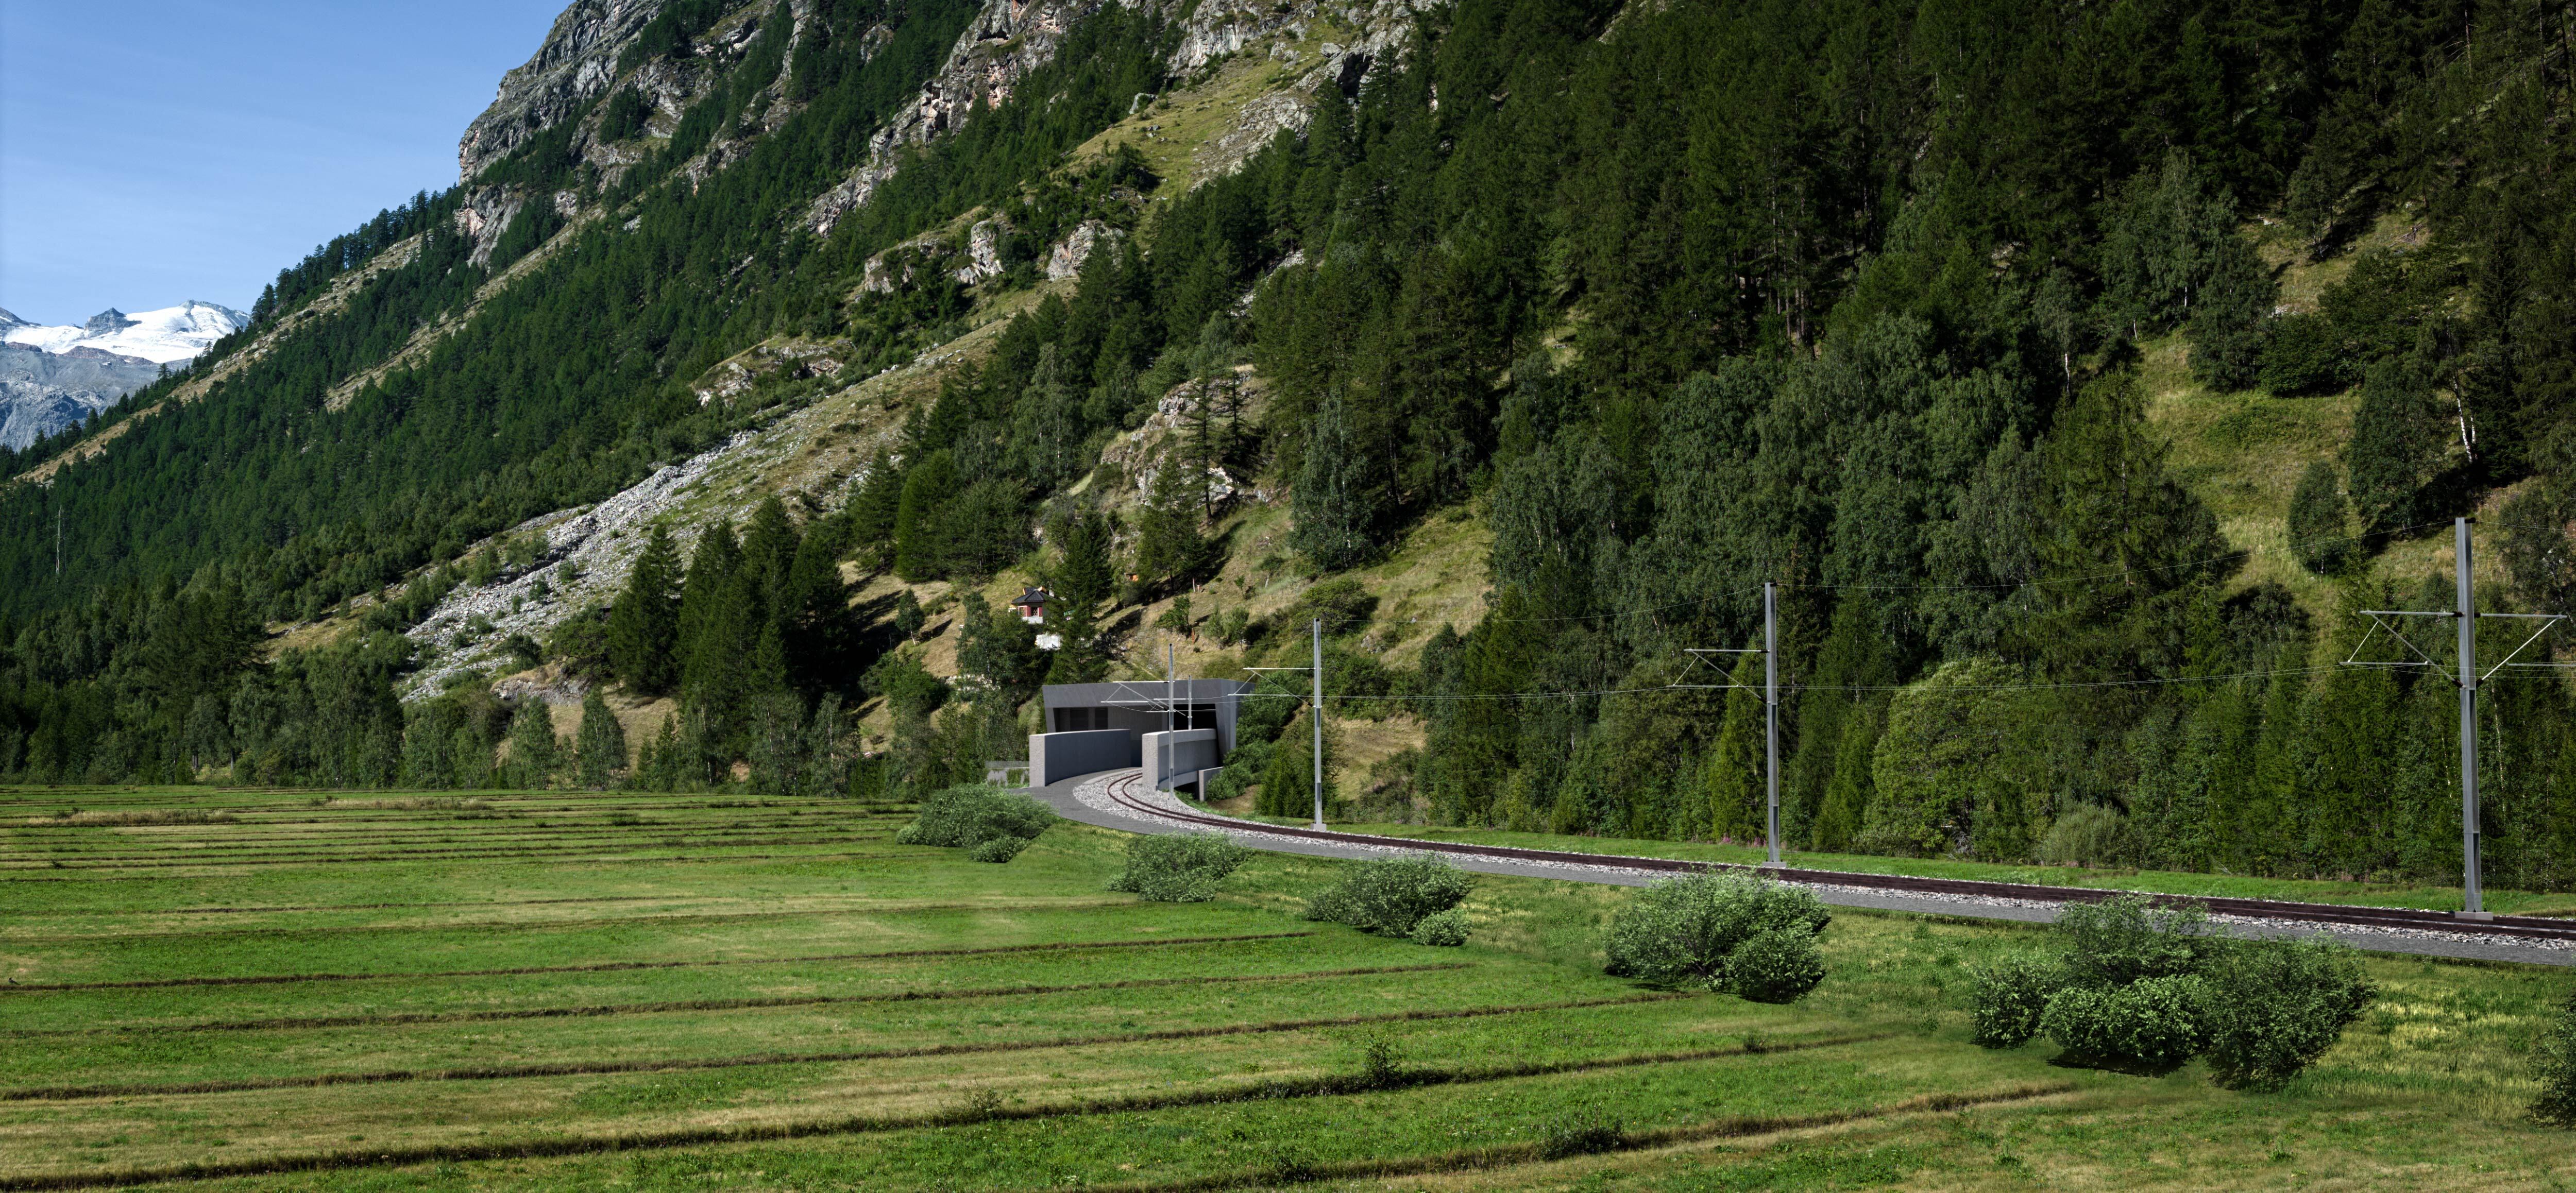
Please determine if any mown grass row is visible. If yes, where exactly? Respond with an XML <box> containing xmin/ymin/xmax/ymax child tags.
<box><xmin>0</xmin><ymin>1034</ymin><xmax>1893</xmax><ymax>1189</ymax></box>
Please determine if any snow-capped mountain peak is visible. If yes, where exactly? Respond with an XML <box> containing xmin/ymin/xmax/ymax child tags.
<box><xmin>1</xmin><ymin>300</ymin><xmax>247</xmax><ymax>365</ymax></box>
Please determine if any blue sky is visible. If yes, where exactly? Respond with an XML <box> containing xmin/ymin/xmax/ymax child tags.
<box><xmin>1</xmin><ymin>2</ymin><xmax>564</xmax><ymax>324</ymax></box>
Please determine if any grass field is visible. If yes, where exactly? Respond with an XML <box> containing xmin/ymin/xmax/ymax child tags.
<box><xmin>3</xmin><ymin>786</ymin><xmax>2574</xmax><ymax>1190</ymax></box>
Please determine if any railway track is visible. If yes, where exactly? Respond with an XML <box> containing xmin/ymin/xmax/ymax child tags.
<box><xmin>1092</xmin><ymin>771</ymin><xmax>2576</xmax><ymax>949</ymax></box>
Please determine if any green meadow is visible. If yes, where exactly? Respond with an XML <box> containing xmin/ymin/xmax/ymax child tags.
<box><xmin>2</xmin><ymin>787</ymin><xmax>2572</xmax><ymax>1190</ymax></box>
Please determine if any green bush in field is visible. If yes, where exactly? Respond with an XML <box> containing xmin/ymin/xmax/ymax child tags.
<box><xmin>1968</xmin><ymin>951</ymin><xmax>2069</xmax><ymax>1048</ymax></box>
<box><xmin>1601</xmin><ymin>871</ymin><xmax>1832</xmax><ymax>1000</ymax></box>
<box><xmin>2054</xmin><ymin>894</ymin><xmax>2224</xmax><ymax>987</ymax></box>
<box><xmin>1410</xmin><ymin>907</ymin><xmax>1471</xmax><ymax>947</ymax></box>
<box><xmin>1973</xmin><ymin>894</ymin><xmax>2374</xmax><ymax>1089</ymax></box>
<box><xmin>896</xmin><ymin>783</ymin><xmax>1054</xmax><ymax>860</ymax></box>
<box><xmin>1726</xmin><ymin>926</ymin><xmax>1828</xmax><ymax>1002</ymax></box>
<box><xmin>2198</xmin><ymin>938</ymin><xmax>2375</xmax><ymax>1090</ymax></box>
<box><xmin>1305</xmin><ymin>853</ymin><xmax>1472</xmax><ymax>939</ymax></box>
<box><xmin>2533</xmin><ymin>989</ymin><xmax>2576</xmax><ymax>1124</ymax></box>
<box><xmin>1107</xmin><ymin>832</ymin><xmax>1252</xmax><ymax>901</ymax></box>
<box><xmin>2041</xmin><ymin>974</ymin><xmax>2207</xmax><ymax>1071</ymax></box>
<box><xmin>968</xmin><ymin>834</ymin><xmax>1032</xmax><ymax>863</ymax></box>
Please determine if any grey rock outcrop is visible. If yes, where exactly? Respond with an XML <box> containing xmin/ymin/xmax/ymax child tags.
<box><xmin>0</xmin><ymin>343</ymin><xmax>162</xmax><ymax>450</ymax></box>
<box><xmin>457</xmin><ymin>0</ymin><xmax>671</xmax><ymax>180</ymax></box>
<box><xmin>1045</xmin><ymin>220</ymin><xmax>1123</xmax><ymax>280</ymax></box>
<box><xmin>807</xmin><ymin>0</ymin><xmax>1092</xmax><ymax>234</ymax></box>
<box><xmin>954</xmin><ymin>218</ymin><xmax>1007</xmax><ymax>284</ymax></box>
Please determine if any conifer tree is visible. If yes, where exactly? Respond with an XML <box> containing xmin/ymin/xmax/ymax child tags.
<box><xmin>1292</xmin><ymin>391</ymin><xmax>1376</xmax><ymax>570</ymax></box>
<box><xmin>1135</xmin><ymin>455</ymin><xmax>1205</xmax><ymax>586</ymax></box>
<box><xmin>504</xmin><ymin>700</ymin><xmax>562</xmax><ymax>790</ymax></box>
<box><xmin>845</xmin><ymin>451</ymin><xmax>904</xmax><ymax>568</ymax></box>
<box><xmin>2346</xmin><ymin>357</ymin><xmax>2438</xmax><ymax>533</ymax></box>
<box><xmin>2189</xmin><ymin>234</ymin><xmax>2277</xmax><ymax>390</ymax></box>
<box><xmin>450</xmin><ymin>723</ymin><xmax>492</xmax><ymax>790</ymax></box>
<box><xmin>1702</xmin><ymin>648</ymin><xmax>1765</xmax><ymax>841</ymax></box>
<box><xmin>1811</xmin><ymin>699</ymin><xmax>1884</xmax><ymax>854</ymax></box>
<box><xmin>607</xmin><ymin>524</ymin><xmax>683</xmax><ymax>695</ymax></box>
<box><xmin>893</xmin><ymin>451</ymin><xmax>959</xmax><ymax>580</ymax></box>
<box><xmin>575</xmin><ymin>688</ymin><xmax>627</xmax><ymax>789</ymax></box>
<box><xmin>675</xmin><ymin>522</ymin><xmax>742</xmax><ymax>672</ymax></box>
<box><xmin>2287</xmin><ymin>461</ymin><xmax>2354</xmax><ymax>574</ymax></box>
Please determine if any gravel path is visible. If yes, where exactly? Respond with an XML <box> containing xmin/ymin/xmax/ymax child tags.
<box><xmin>1028</xmin><ymin>769</ymin><xmax>2574</xmax><ymax>968</ymax></box>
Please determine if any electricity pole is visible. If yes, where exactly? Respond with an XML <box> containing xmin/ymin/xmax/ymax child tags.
<box><xmin>2456</xmin><ymin>523</ymin><xmax>2480</xmax><ymax>914</ymax></box>
<box><xmin>1311</xmin><ymin>618</ymin><xmax>1325</xmax><ymax>829</ymax></box>
<box><xmin>1165</xmin><ymin>639</ymin><xmax>1176</xmax><ymax>796</ymax></box>
<box><xmin>1672</xmin><ymin>580</ymin><xmax>1782</xmax><ymax>866</ymax></box>
<box><xmin>2345</xmin><ymin>517</ymin><xmax>2569</xmax><ymax>917</ymax></box>
<box><xmin>1241</xmin><ymin>629</ymin><xmax>1327</xmax><ymax>826</ymax></box>
<box><xmin>1764</xmin><ymin>580</ymin><xmax>1781</xmax><ymax>868</ymax></box>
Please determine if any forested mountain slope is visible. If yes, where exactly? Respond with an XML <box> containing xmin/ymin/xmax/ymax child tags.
<box><xmin>8</xmin><ymin>0</ymin><xmax>2576</xmax><ymax>894</ymax></box>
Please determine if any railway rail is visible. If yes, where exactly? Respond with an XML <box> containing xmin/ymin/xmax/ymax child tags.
<box><xmin>1087</xmin><ymin>771</ymin><xmax>2576</xmax><ymax>950</ymax></box>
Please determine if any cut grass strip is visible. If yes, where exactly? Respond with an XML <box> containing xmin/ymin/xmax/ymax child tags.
<box><xmin>0</xmin><ymin>1030</ymin><xmax>1882</xmax><ymax>1190</ymax></box>
<box><xmin>0</xmin><ymin>966</ymin><xmax>1557</xmax><ymax>1095</ymax></box>
<box><xmin>6</xmin><ymin>895</ymin><xmax>682</xmax><ymax>917</ymax></box>
<box><xmin>0</xmin><ymin>821</ymin><xmax>877</xmax><ymax>845</ymax></box>
<box><xmin>0</xmin><ymin>833</ymin><xmax>887</xmax><ymax>867</ymax></box>
<box><xmin>0</xmin><ymin>849</ymin><xmax>912</xmax><ymax>879</ymax></box>
<box><xmin>11</xmin><ymin>962</ymin><xmax>1475</xmax><ymax>1037</ymax></box>
<box><xmin>0</xmin><ymin>898</ymin><xmax>1131</xmax><ymax>947</ymax></box>
<box><xmin>0</xmin><ymin>930</ymin><xmax>1319</xmax><ymax>992</ymax></box>
<box><xmin>1080</xmin><ymin>1082</ymin><xmax>2081</xmax><ymax>1193</ymax></box>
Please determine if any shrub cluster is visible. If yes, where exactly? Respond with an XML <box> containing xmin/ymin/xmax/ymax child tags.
<box><xmin>1968</xmin><ymin>894</ymin><xmax>2374</xmax><ymax>1087</ymax></box>
<box><xmin>895</xmin><ymin>783</ymin><xmax>1055</xmax><ymax>862</ymax></box>
<box><xmin>1107</xmin><ymin>832</ymin><xmax>1252</xmax><ymax>902</ymax></box>
<box><xmin>1601</xmin><ymin>872</ymin><xmax>1832</xmax><ymax>1002</ymax></box>
<box><xmin>1306</xmin><ymin>854</ymin><xmax>1474</xmax><ymax>945</ymax></box>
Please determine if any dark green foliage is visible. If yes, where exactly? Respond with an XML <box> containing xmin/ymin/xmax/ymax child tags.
<box><xmin>1290</xmin><ymin>391</ymin><xmax>1378</xmax><ymax>570</ymax></box>
<box><xmin>1107</xmin><ymin>831</ymin><xmax>1254</xmax><ymax>901</ymax></box>
<box><xmin>1726</xmin><ymin>927</ymin><xmax>1828</xmax><ymax>1002</ymax></box>
<box><xmin>2188</xmin><ymin>234</ymin><xmax>2276</xmax><ymax>391</ymax></box>
<box><xmin>2037</xmin><ymin>805</ymin><xmax>2145</xmax><ymax>868</ymax></box>
<box><xmin>895</xmin><ymin>782</ymin><xmax>1056</xmax><ymax>849</ymax></box>
<box><xmin>968</xmin><ymin>834</ymin><xmax>1032</xmax><ymax>863</ymax></box>
<box><xmin>2198</xmin><ymin>938</ymin><xmax>2374</xmax><ymax>1090</ymax></box>
<box><xmin>1968</xmin><ymin>952</ymin><xmax>2068</xmax><ymax>1048</ymax></box>
<box><xmin>2259</xmin><ymin>313</ymin><xmax>2356</xmax><ymax>395</ymax></box>
<box><xmin>2054</xmin><ymin>894</ymin><xmax>2222</xmax><ymax>989</ymax></box>
<box><xmin>1305</xmin><ymin>853</ymin><xmax>1472</xmax><ymax>939</ymax></box>
<box><xmin>2344</xmin><ymin>357</ymin><xmax>2441</xmax><ymax>533</ymax></box>
<box><xmin>600</xmin><ymin>87</ymin><xmax>653</xmax><ymax>142</ymax></box>
<box><xmin>1409</xmin><ymin>907</ymin><xmax>1472</xmax><ymax>947</ymax></box>
<box><xmin>503</xmin><ymin>700</ymin><xmax>562</xmax><ymax>790</ymax></box>
<box><xmin>1134</xmin><ymin>453</ymin><xmax>1207</xmax><ymax>585</ymax></box>
<box><xmin>2040</xmin><ymin>975</ymin><xmax>2207</xmax><ymax>1071</ymax></box>
<box><xmin>574</xmin><ymin>688</ymin><xmax>628</xmax><ymax>789</ymax></box>
<box><xmin>2287</xmin><ymin>461</ymin><xmax>2354</xmax><ymax>574</ymax></box>
<box><xmin>1601</xmin><ymin>872</ymin><xmax>1832</xmax><ymax>1000</ymax></box>
<box><xmin>865</xmin><ymin>650</ymin><xmax>948</xmax><ymax>718</ymax></box>
<box><xmin>2533</xmin><ymin>989</ymin><xmax>2576</xmax><ymax>1124</ymax></box>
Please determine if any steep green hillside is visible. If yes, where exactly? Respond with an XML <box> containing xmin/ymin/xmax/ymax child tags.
<box><xmin>10</xmin><ymin>0</ymin><xmax>2576</xmax><ymax>897</ymax></box>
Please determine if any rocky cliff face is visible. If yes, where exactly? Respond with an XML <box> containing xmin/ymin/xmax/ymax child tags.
<box><xmin>457</xmin><ymin>0</ymin><xmax>674</xmax><ymax>180</ymax></box>
<box><xmin>807</xmin><ymin>0</ymin><xmax>1096</xmax><ymax>234</ymax></box>
<box><xmin>0</xmin><ymin>344</ymin><xmax>163</xmax><ymax>450</ymax></box>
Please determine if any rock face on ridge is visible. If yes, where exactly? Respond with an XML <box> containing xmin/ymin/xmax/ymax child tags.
<box><xmin>457</xmin><ymin>0</ymin><xmax>674</xmax><ymax>180</ymax></box>
<box><xmin>807</xmin><ymin>0</ymin><xmax>1095</xmax><ymax>233</ymax></box>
